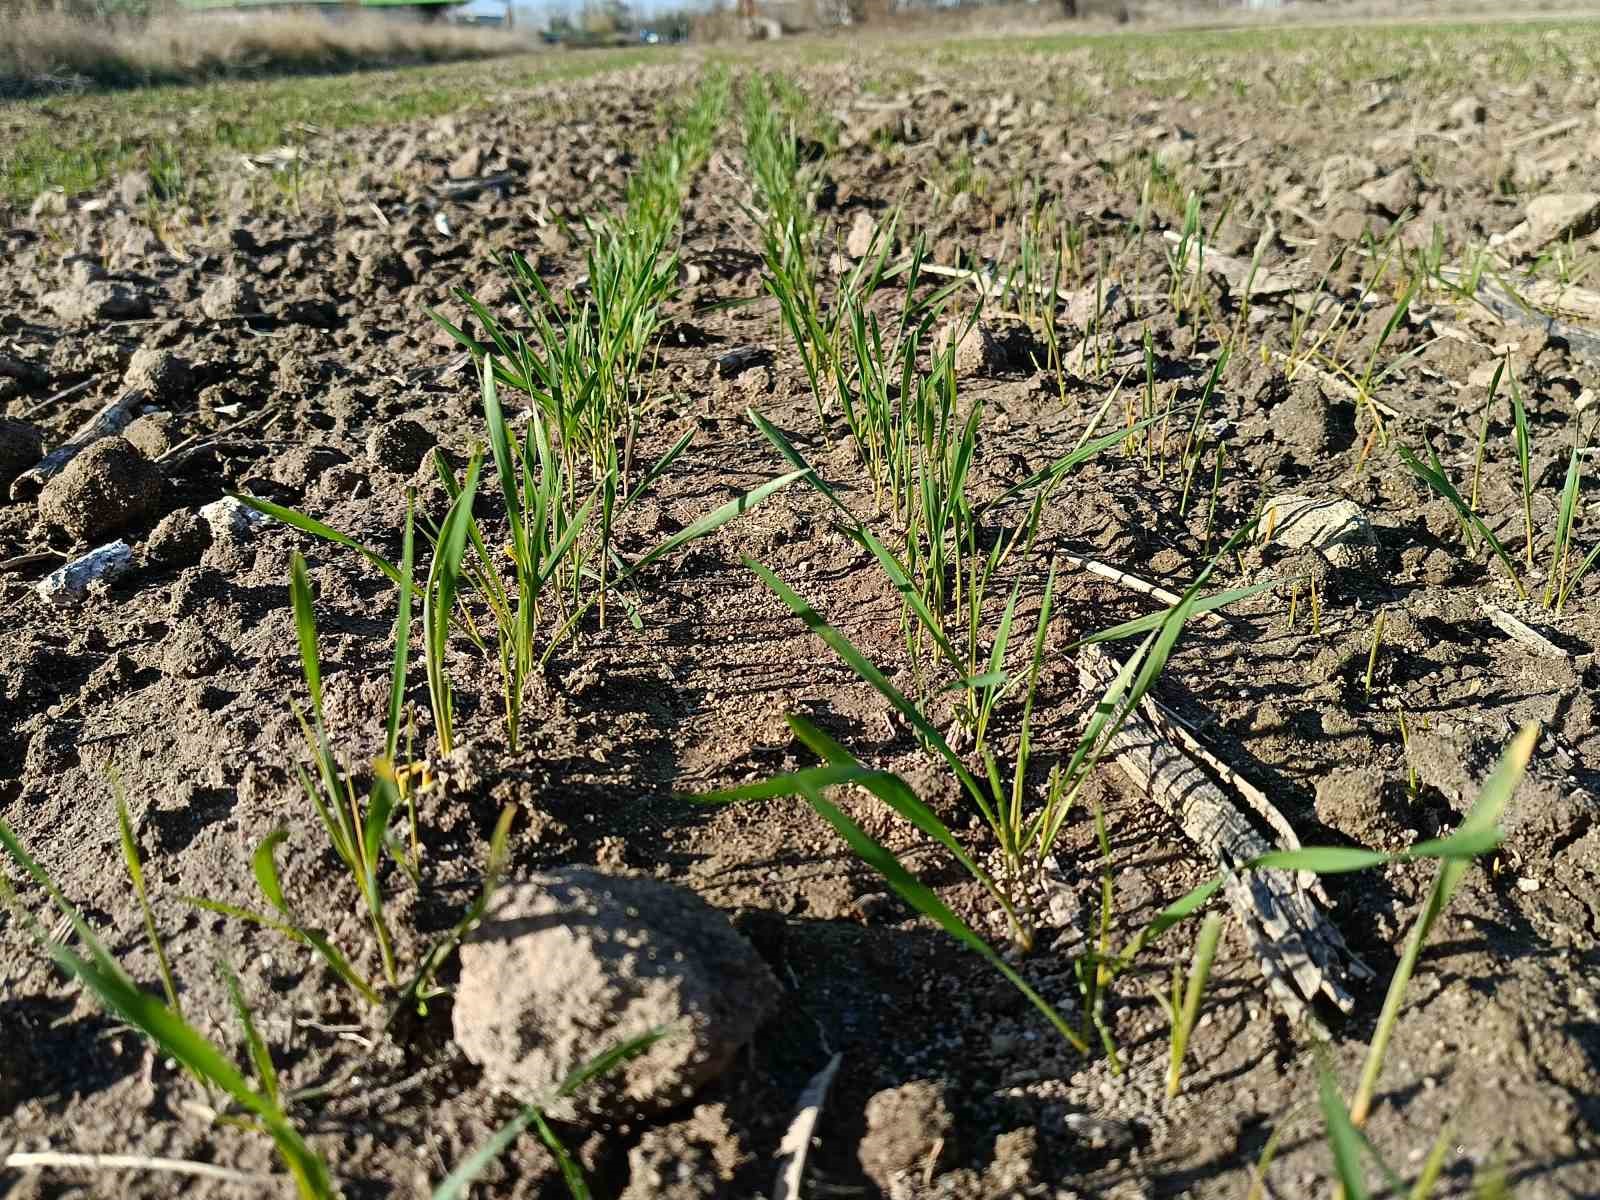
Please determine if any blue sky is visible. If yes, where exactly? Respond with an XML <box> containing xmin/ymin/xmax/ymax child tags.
<box><xmin>457</xmin><ymin>0</ymin><xmax>692</xmax><ymax>22</ymax></box>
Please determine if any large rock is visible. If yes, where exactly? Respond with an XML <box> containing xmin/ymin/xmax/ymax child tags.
<box><xmin>453</xmin><ymin>869</ymin><xmax>779</xmax><ymax>1120</ymax></box>
<box><xmin>36</xmin><ymin>437</ymin><xmax>163</xmax><ymax>542</ymax></box>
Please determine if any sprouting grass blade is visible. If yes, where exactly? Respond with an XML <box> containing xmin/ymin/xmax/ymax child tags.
<box><xmin>385</xmin><ymin>498</ymin><xmax>416</xmax><ymax>763</ymax></box>
<box><xmin>0</xmin><ymin>820</ymin><xmax>334</xmax><ymax>1199</ymax></box>
<box><xmin>794</xmin><ymin>778</ymin><xmax>1086</xmax><ymax>1054</ymax></box>
<box><xmin>113</xmin><ymin>774</ymin><xmax>183</xmax><ymax>1018</ymax></box>
<box><xmin>1166</xmin><ymin>911</ymin><xmax>1222</xmax><ymax>1098</ymax></box>
<box><xmin>433</xmin><ymin>1028</ymin><xmax>672</xmax><ymax>1200</ymax></box>
<box><xmin>288</xmin><ymin>552</ymin><xmax>324</xmax><ymax>720</ymax></box>
<box><xmin>1409</xmin><ymin>1123</ymin><xmax>1455</xmax><ymax>1200</ymax></box>
<box><xmin>1349</xmin><ymin>722</ymin><xmax>1536</xmax><ymax>1127</ymax></box>
<box><xmin>1545</xmin><ymin>447</ymin><xmax>1580</xmax><ymax>608</ymax></box>
<box><xmin>745</xmin><ymin>557</ymin><xmax>992</xmax><ymax>821</ymax></box>
<box><xmin>1072</xmin><ymin>581</ymin><xmax>1276</xmax><ymax>648</ymax></box>
<box><xmin>1116</xmin><ymin>876</ymin><xmax>1225</xmax><ymax>969</ymax></box>
<box><xmin>630</xmin><ymin>469</ymin><xmax>812</xmax><ymax>576</ymax></box>
<box><xmin>238</xmin><ymin>494</ymin><xmax>401</xmax><ymax>586</ymax></box>
<box><xmin>396</xmin><ymin>803</ymin><xmax>516</xmax><ymax>1018</ymax></box>
<box><xmin>1320</xmin><ymin>1063</ymin><xmax>1371</xmax><ymax>1200</ymax></box>
<box><xmin>221</xmin><ymin>959</ymin><xmax>280</xmax><ymax>1110</ymax></box>
<box><xmin>1396</xmin><ymin>444</ymin><xmax>1527</xmax><ymax>599</ymax></box>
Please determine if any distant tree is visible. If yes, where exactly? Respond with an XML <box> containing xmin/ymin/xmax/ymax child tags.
<box><xmin>1061</xmin><ymin>0</ymin><xmax>1077</xmax><ymax>14</ymax></box>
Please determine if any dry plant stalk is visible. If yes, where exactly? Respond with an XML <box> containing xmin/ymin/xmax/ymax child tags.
<box><xmin>1079</xmin><ymin>643</ymin><xmax>1372</xmax><ymax>1025</ymax></box>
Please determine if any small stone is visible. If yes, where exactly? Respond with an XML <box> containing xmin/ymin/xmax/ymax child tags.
<box><xmin>124</xmin><ymin>346</ymin><xmax>192</xmax><ymax>403</ymax></box>
<box><xmin>200</xmin><ymin>276</ymin><xmax>258</xmax><ymax>321</ymax></box>
<box><xmin>30</xmin><ymin>190</ymin><xmax>68</xmax><ymax>219</ymax></box>
<box><xmin>119</xmin><ymin>170</ymin><xmax>152</xmax><ymax>208</ymax></box>
<box><xmin>366</xmin><ymin>418</ymin><xmax>435</xmax><ymax>474</ymax></box>
<box><xmin>845</xmin><ymin>209</ymin><xmax>879</xmax><ymax>259</ymax></box>
<box><xmin>0</xmin><ymin>417</ymin><xmax>45</xmax><ymax>496</ymax></box>
<box><xmin>859</xmin><ymin>1079</ymin><xmax>953</xmax><ymax>1191</ymax></box>
<box><xmin>199</xmin><ymin>496</ymin><xmax>269</xmax><ymax>543</ymax></box>
<box><xmin>1155</xmin><ymin>134</ymin><xmax>1197</xmax><ymax>168</ymax></box>
<box><xmin>143</xmin><ymin>508</ymin><xmax>211</xmax><ymax>567</ymax></box>
<box><xmin>1515</xmin><ymin>193</ymin><xmax>1600</xmax><ymax>251</ymax></box>
<box><xmin>41</xmin><ymin>281</ymin><xmax>150</xmax><ymax>324</ymax></box>
<box><xmin>37</xmin><ymin>437</ymin><xmax>163</xmax><ymax>542</ymax></box>
<box><xmin>35</xmin><ymin>540</ymin><xmax>135</xmax><ymax>606</ymax></box>
<box><xmin>1447</xmin><ymin>95</ymin><xmax>1487</xmax><ymax>127</ymax></box>
<box><xmin>1262</xmin><ymin>494</ymin><xmax>1376</xmax><ymax>571</ymax></box>
<box><xmin>1358</xmin><ymin>169</ymin><xmax>1420</xmax><ymax>218</ymax></box>
<box><xmin>1317</xmin><ymin>154</ymin><xmax>1379</xmax><ymax>206</ymax></box>
<box><xmin>447</xmin><ymin>145</ymin><xmax>486</xmax><ymax>180</ymax></box>
<box><xmin>453</xmin><ymin>868</ymin><xmax>779</xmax><ymax>1120</ymax></box>
<box><xmin>1325</xmin><ymin>206</ymin><xmax>1370</xmax><ymax>242</ymax></box>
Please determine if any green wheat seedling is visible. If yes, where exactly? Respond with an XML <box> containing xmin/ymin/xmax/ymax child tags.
<box><xmin>433</xmin><ymin>235</ymin><xmax>672</xmax><ymax>489</ymax></box>
<box><xmin>749</xmin><ymin>398</ymin><xmax>1144</xmax><ymax>762</ymax></box>
<box><xmin>433</xmin><ymin>70</ymin><xmax>725</xmax><ymax>488</ymax></box>
<box><xmin>0</xmin><ymin>820</ymin><xmax>335</xmax><ymax>1200</ymax></box>
<box><xmin>1397</xmin><ymin>442</ymin><xmax>1528</xmax><ymax>599</ymax></box>
<box><xmin>695</xmin><ymin>602</ymin><xmax>1510</xmax><ymax>1064</ymax></box>
<box><xmin>742</xmin><ymin>72</ymin><xmax>914</xmax><ymax>440</ymax></box>
<box><xmin>424</xmin><ymin>455</ymin><xmax>483</xmax><ymax>755</ymax></box>
<box><xmin>1158</xmin><ymin>910</ymin><xmax>1222</xmax><ymax>1099</ymax></box>
<box><xmin>696</xmin><ymin>714</ymin><xmax>1090</xmax><ymax>1053</ymax></box>
<box><xmin>1468</xmin><ymin>359</ymin><xmax>1505</xmax><ymax>512</ymax></box>
<box><xmin>1348</xmin><ymin>721</ymin><xmax>1537</xmax><ymax>1127</ymax></box>
<box><xmin>434</xmin><ymin>1027</ymin><xmax>676</xmax><ymax>1200</ymax></box>
<box><xmin>190</xmin><ymin>552</ymin><xmax>406</xmax><ymax>1006</ymax></box>
<box><xmin>1510</xmin><ymin>369</ymin><xmax>1535</xmax><ymax>567</ymax></box>
<box><xmin>705</xmin><ymin>504</ymin><xmax>1267</xmax><ymax>954</ymax></box>
<box><xmin>476</xmin><ymin>368</ymin><xmax>599</xmax><ymax>746</ymax></box>
<box><xmin>1164</xmin><ymin>188</ymin><xmax>1206</xmax><ymax>327</ymax></box>
<box><xmin>1550</xmin><ymin>447</ymin><xmax>1600</xmax><ymax>613</ymax></box>
<box><xmin>997</xmin><ymin>195</ymin><xmax>1071</xmax><ymax>336</ymax></box>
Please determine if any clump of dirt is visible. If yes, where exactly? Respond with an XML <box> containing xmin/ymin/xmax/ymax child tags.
<box><xmin>0</xmin><ymin>416</ymin><xmax>43</xmax><ymax>492</ymax></box>
<box><xmin>455</xmin><ymin>869</ymin><xmax>781</xmax><ymax>1120</ymax></box>
<box><xmin>35</xmin><ymin>436</ymin><xmax>163</xmax><ymax>541</ymax></box>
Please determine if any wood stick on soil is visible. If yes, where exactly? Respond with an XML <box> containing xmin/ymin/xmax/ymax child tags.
<box><xmin>1058</xmin><ymin>552</ymin><xmax>1231</xmax><ymax>629</ymax></box>
<box><xmin>1433</xmin><ymin>268</ymin><xmax>1600</xmax><ymax>365</ymax></box>
<box><xmin>1503</xmin><ymin>116</ymin><xmax>1584</xmax><ymax>150</ymax></box>
<box><xmin>9</xmin><ymin>389</ymin><xmax>148</xmax><ymax>502</ymax></box>
<box><xmin>20</xmin><ymin>375</ymin><xmax>98</xmax><ymax>420</ymax></box>
<box><xmin>2</xmin><ymin>1151</ymin><xmax>270</xmax><ymax>1186</ymax></box>
<box><xmin>1482</xmin><ymin>602</ymin><xmax>1568</xmax><ymax>659</ymax></box>
<box><xmin>1079</xmin><ymin>643</ymin><xmax>1372</xmax><ymax>1025</ymax></box>
<box><xmin>773</xmin><ymin>1052</ymin><xmax>843</xmax><ymax>1200</ymax></box>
